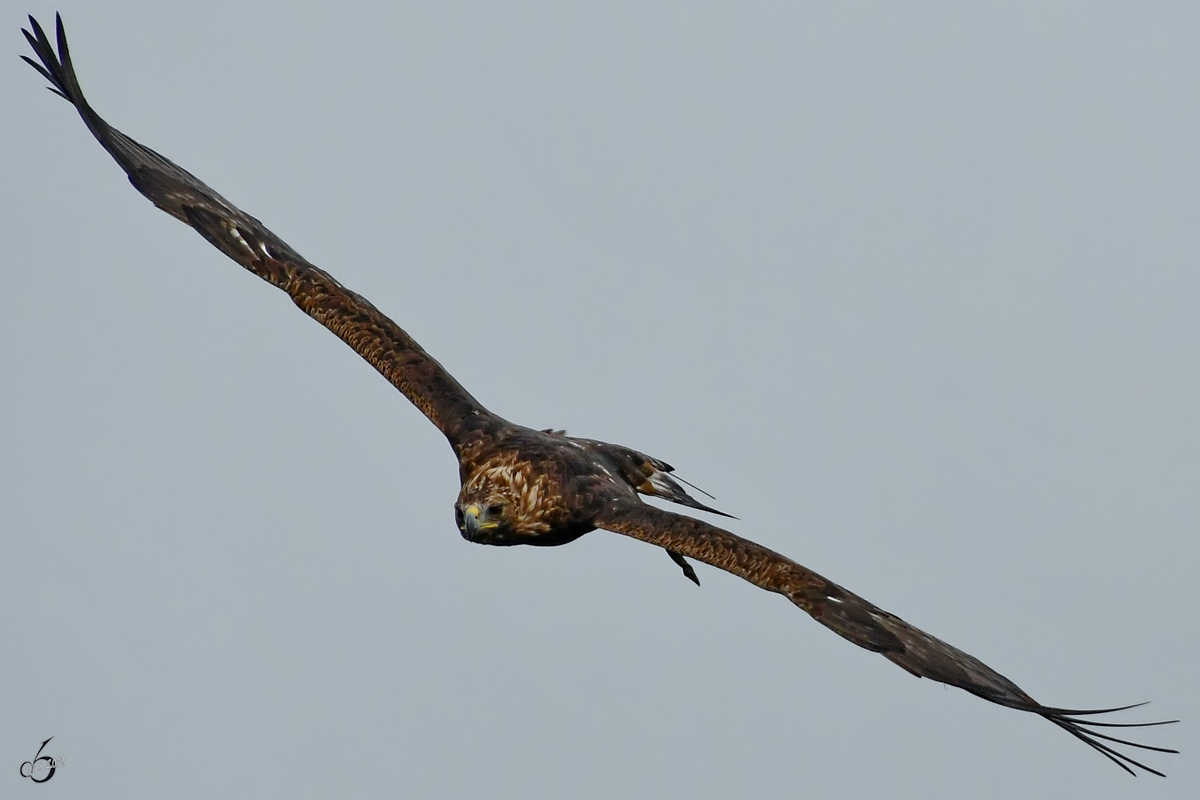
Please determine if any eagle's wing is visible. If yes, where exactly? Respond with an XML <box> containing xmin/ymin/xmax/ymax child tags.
<box><xmin>595</xmin><ymin>500</ymin><xmax>1177</xmax><ymax>776</ymax></box>
<box><xmin>22</xmin><ymin>15</ymin><xmax>495</xmax><ymax>451</ymax></box>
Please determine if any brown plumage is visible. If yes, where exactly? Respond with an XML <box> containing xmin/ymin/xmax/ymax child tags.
<box><xmin>23</xmin><ymin>14</ymin><xmax>1176</xmax><ymax>776</ymax></box>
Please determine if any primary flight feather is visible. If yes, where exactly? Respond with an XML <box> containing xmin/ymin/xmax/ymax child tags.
<box><xmin>22</xmin><ymin>13</ymin><xmax>1177</xmax><ymax>776</ymax></box>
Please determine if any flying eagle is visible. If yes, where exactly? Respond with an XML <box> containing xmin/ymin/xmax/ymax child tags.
<box><xmin>22</xmin><ymin>14</ymin><xmax>1176</xmax><ymax>776</ymax></box>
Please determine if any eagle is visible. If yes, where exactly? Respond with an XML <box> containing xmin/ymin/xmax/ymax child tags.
<box><xmin>23</xmin><ymin>14</ymin><xmax>1176</xmax><ymax>776</ymax></box>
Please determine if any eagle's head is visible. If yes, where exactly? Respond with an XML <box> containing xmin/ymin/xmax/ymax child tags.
<box><xmin>455</xmin><ymin>462</ymin><xmax>548</xmax><ymax>545</ymax></box>
<box><xmin>455</xmin><ymin>460</ymin><xmax>588</xmax><ymax>546</ymax></box>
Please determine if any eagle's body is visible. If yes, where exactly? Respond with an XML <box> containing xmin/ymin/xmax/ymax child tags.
<box><xmin>22</xmin><ymin>14</ymin><xmax>1175</xmax><ymax>777</ymax></box>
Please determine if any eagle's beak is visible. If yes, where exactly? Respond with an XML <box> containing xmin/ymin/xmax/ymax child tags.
<box><xmin>462</xmin><ymin>504</ymin><xmax>483</xmax><ymax>539</ymax></box>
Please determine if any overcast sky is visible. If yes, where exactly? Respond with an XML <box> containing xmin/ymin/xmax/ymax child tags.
<box><xmin>3</xmin><ymin>1</ymin><xmax>1197</xmax><ymax>797</ymax></box>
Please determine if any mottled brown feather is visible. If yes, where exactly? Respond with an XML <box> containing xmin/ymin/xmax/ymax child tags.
<box><xmin>21</xmin><ymin>13</ymin><xmax>495</xmax><ymax>454</ymax></box>
<box><xmin>595</xmin><ymin>500</ymin><xmax>1177</xmax><ymax>775</ymax></box>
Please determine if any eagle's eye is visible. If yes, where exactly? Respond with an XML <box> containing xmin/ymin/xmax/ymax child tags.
<box><xmin>454</xmin><ymin>505</ymin><xmax>465</xmax><ymax>530</ymax></box>
<box><xmin>487</xmin><ymin>503</ymin><xmax>506</xmax><ymax>517</ymax></box>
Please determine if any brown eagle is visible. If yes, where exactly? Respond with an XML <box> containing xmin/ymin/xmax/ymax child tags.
<box><xmin>23</xmin><ymin>14</ymin><xmax>1176</xmax><ymax>776</ymax></box>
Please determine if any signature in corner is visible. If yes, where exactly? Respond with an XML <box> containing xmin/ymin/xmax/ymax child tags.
<box><xmin>19</xmin><ymin>737</ymin><xmax>63</xmax><ymax>784</ymax></box>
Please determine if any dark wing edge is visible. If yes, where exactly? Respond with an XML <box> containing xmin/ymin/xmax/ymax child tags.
<box><xmin>22</xmin><ymin>14</ymin><xmax>496</xmax><ymax>450</ymax></box>
<box><xmin>595</xmin><ymin>501</ymin><xmax>1178</xmax><ymax>776</ymax></box>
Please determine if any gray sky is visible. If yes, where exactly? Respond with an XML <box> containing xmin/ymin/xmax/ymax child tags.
<box><xmin>3</xmin><ymin>1</ymin><xmax>1197</xmax><ymax>797</ymax></box>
